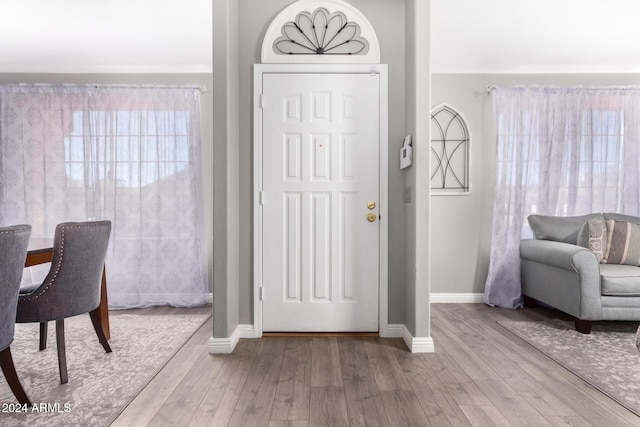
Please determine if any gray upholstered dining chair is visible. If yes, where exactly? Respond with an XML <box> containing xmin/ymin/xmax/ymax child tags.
<box><xmin>16</xmin><ymin>221</ymin><xmax>112</xmax><ymax>384</ymax></box>
<box><xmin>0</xmin><ymin>224</ymin><xmax>32</xmax><ymax>405</ymax></box>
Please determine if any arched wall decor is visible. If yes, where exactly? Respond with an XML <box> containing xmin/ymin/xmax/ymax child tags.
<box><xmin>430</xmin><ymin>104</ymin><xmax>471</xmax><ymax>195</ymax></box>
<box><xmin>261</xmin><ymin>0</ymin><xmax>381</xmax><ymax>63</ymax></box>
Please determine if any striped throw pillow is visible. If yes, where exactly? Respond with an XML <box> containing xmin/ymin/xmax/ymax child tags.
<box><xmin>603</xmin><ymin>220</ymin><xmax>640</xmax><ymax>266</ymax></box>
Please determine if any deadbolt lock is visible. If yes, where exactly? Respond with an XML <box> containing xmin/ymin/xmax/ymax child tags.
<box><xmin>367</xmin><ymin>201</ymin><xmax>376</xmax><ymax>210</ymax></box>
<box><xmin>367</xmin><ymin>213</ymin><xmax>376</xmax><ymax>222</ymax></box>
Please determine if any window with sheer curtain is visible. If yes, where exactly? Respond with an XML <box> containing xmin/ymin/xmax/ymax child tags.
<box><xmin>0</xmin><ymin>84</ymin><xmax>208</xmax><ymax>309</ymax></box>
<box><xmin>484</xmin><ymin>86</ymin><xmax>640</xmax><ymax>309</ymax></box>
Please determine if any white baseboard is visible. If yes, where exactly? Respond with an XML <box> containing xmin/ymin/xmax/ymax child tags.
<box><xmin>210</xmin><ymin>322</ymin><xmax>436</xmax><ymax>354</ymax></box>
<box><xmin>387</xmin><ymin>324</ymin><xmax>435</xmax><ymax>353</ymax></box>
<box><xmin>431</xmin><ymin>293</ymin><xmax>484</xmax><ymax>303</ymax></box>
<box><xmin>208</xmin><ymin>324</ymin><xmax>259</xmax><ymax>354</ymax></box>
<box><xmin>238</xmin><ymin>324</ymin><xmax>260</xmax><ymax>339</ymax></box>
<box><xmin>384</xmin><ymin>324</ymin><xmax>406</xmax><ymax>338</ymax></box>
<box><xmin>208</xmin><ymin>327</ymin><xmax>239</xmax><ymax>354</ymax></box>
<box><xmin>407</xmin><ymin>335</ymin><xmax>435</xmax><ymax>353</ymax></box>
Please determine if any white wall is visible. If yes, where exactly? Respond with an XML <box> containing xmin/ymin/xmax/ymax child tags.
<box><xmin>212</xmin><ymin>0</ymin><xmax>240</xmax><ymax>338</ymax></box>
<box><xmin>404</xmin><ymin>0</ymin><xmax>431</xmax><ymax>340</ymax></box>
<box><xmin>430</xmin><ymin>73</ymin><xmax>640</xmax><ymax>298</ymax></box>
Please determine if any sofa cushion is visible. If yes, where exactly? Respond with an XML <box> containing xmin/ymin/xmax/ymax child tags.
<box><xmin>577</xmin><ymin>215</ymin><xmax>608</xmax><ymax>262</ymax></box>
<box><xmin>603</xmin><ymin>220</ymin><xmax>640</xmax><ymax>266</ymax></box>
<box><xmin>600</xmin><ymin>264</ymin><xmax>640</xmax><ymax>296</ymax></box>
<box><xmin>604</xmin><ymin>213</ymin><xmax>640</xmax><ymax>225</ymax></box>
<box><xmin>528</xmin><ymin>214</ymin><xmax>598</xmax><ymax>244</ymax></box>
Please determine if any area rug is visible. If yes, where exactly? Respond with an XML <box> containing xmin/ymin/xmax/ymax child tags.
<box><xmin>0</xmin><ymin>313</ymin><xmax>211</xmax><ymax>426</ymax></box>
<box><xmin>498</xmin><ymin>319</ymin><xmax>640</xmax><ymax>416</ymax></box>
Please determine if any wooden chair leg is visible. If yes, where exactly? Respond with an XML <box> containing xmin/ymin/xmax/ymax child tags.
<box><xmin>55</xmin><ymin>319</ymin><xmax>68</xmax><ymax>384</ymax></box>
<box><xmin>0</xmin><ymin>347</ymin><xmax>31</xmax><ymax>406</ymax></box>
<box><xmin>39</xmin><ymin>322</ymin><xmax>48</xmax><ymax>351</ymax></box>
<box><xmin>575</xmin><ymin>319</ymin><xmax>592</xmax><ymax>334</ymax></box>
<box><xmin>89</xmin><ymin>308</ymin><xmax>112</xmax><ymax>353</ymax></box>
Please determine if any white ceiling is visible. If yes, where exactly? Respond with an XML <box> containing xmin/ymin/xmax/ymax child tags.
<box><xmin>431</xmin><ymin>0</ymin><xmax>640</xmax><ymax>73</ymax></box>
<box><xmin>0</xmin><ymin>0</ymin><xmax>212</xmax><ymax>73</ymax></box>
<box><xmin>1</xmin><ymin>0</ymin><xmax>639</xmax><ymax>74</ymax></box>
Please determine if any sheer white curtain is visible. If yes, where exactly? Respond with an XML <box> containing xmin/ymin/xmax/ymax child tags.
<box><xmin>0</xmin><ymin>84</ymin><xmax>208</xmax><ymax>308</ymax></box>
<box><xmin>484</xmin><ymin>86</ymin><xmax>640</xmax><ymax>309</ymax></box>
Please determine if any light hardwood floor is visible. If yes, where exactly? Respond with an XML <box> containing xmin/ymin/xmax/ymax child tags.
<box><xmin>111</xmin><ymin>304</ymin><xmax>640</xmax><ymax>426</ymax></box>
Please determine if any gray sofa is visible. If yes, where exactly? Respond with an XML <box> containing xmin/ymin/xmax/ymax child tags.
<box><xmin>520</xmin><ymin>213</ymin><xmax>640</xmax><ymax>333</ymax></box>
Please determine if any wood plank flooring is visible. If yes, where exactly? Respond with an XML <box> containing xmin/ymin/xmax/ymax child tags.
<box><xmin>111</xmin><ymin>304</ymin><xmax>640</xmax><ymax>426</ymax></box>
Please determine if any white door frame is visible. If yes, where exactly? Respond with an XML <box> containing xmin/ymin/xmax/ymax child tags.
<box><xmin>253</xmin><ymin>63</ymin><xmax>388</xmax><ymax>336</ymax></box>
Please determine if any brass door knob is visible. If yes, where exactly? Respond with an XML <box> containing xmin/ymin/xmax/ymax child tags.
<box><xmin>367</xmin><ymin>213</ymin><xmax>376</xmax><ymax>222</ymax></box>
<box><xmin>367</xmin><ymin>201</ymin><xmax>376</xmax><ymax>210</ymax></box>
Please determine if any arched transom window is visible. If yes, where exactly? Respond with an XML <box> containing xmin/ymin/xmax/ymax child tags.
<box><xmin>261</xmin><ymin>0</ymin><xmax>380</xmax><ymax>64</ymax></box>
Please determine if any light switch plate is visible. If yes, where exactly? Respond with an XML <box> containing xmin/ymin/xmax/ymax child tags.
<box><xmin>404</xmin><ymin>187</ymin><xmax>412</xmax><ymax>203</ymax></box>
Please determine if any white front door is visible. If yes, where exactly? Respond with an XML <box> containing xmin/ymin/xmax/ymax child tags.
<box><xmin>261</xmin><ymin>72</ymin><xmax>381</xmax><ymax>332</ymax></box>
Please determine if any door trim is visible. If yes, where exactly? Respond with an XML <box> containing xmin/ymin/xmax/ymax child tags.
<box><xmin>253</xmin><ymin>63</ymin><xmax>388</xmax><ymax>336</ymax></box>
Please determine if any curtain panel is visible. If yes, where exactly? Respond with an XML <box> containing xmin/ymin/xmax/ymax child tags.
<box><xmin>484</xmin><ymin>86</ymin><xmax>640</xmax><ymax>309</ymax></box>
<box><xmin>0</xmin><ymin>84</ymin><xmax>208</xmax><ymax>309</ymax></box>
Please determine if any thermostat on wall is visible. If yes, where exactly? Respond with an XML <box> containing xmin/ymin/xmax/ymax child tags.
<box><xmin>400</xmin><ymin>135</ymin><xmax>413</xmax><ymax>169</ymax></box>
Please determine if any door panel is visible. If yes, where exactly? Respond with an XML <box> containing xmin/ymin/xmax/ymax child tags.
<box><xmin>262</xmin><ymin>73</ymin><xmax>380</xmax><ymax>332</ymax></box>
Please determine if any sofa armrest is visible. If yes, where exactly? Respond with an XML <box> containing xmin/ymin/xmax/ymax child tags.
<box><xmin>520</xmin><ymin>239</ymin><xmax>598</xmax><ymax>272</ymax></box>
<box><xmin>520</xmin><ymin>238</ymin><xmax>602</xmax><ymax>320</ymax></box>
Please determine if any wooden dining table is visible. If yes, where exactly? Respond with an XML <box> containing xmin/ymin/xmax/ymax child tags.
<box><xmin>24</xmin><ymin>239</ymin><xmax>110</xmax><ymax>340</ymax></box>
